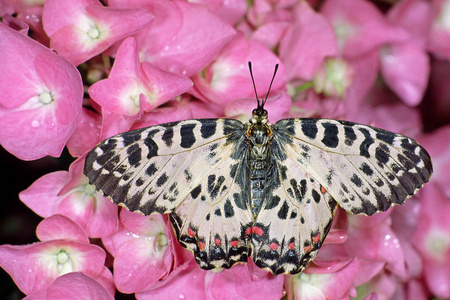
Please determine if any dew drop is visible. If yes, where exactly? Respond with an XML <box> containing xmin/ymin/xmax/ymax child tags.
<box><xmin>31</xmin><ymin>120</ymin><xmax>40</xmax><ymax>128</ymax></box>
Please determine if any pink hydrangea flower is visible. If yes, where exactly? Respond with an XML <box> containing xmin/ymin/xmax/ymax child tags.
<box><xmin>42</xmin><ymin>0</ymin><xmax>153</xmax><ymax>66</ymax></box>
<box><xmin>0</xmin><ymin>23</ymin><xmax>82</xmax><ymax>160</ymax></box>
<box><xmin>0</xmin><ymin>215</ymin><xmax>112</xmax><ymax>296</ymax></box>
<box><xmin>88</xmin><ymin>37</ymin><xmax>193</xmax><ymax>138</ymax></box>
<box><xmin>19</xmin><ymin>159</ymin><xmax>119</xmax><ymax>238</ymax></box>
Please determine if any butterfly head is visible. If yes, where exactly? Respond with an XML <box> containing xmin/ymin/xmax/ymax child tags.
<box><xmin>248</xmin><ymin>61</ymin><xmax>278</xmax><ymax>125</ymax></box>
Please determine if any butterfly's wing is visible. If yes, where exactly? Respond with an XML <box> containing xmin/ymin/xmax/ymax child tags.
<box><xmin>271</xmin><ymin>119</ymin><xmax>432</xmax><ymax>215</ymax></box>
<box><xmin>251</xmin><ymin>118</ymin><xmax>432</xmax><ymax>275</ymax></box>
<box><xmin>84</xmin><ymin>119</ymin><xmax>254</xmax><ymax>269</ymax></box>
<box><xmin>252</xmin><ymin>150</ymin><xmax>338</xmax><ymax>275</ymax></box>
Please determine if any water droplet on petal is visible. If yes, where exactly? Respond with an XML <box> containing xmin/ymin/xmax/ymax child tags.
<box><xmin>31</xmin><ymin>120</ymin><xmax>40</xmax><ymax>128</ymax></box>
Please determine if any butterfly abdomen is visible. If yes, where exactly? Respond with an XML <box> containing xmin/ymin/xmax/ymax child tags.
<box><xmin>249</xmin><ymin>159</ymin><xmax>268</xmax><ymax>216</ymax></box>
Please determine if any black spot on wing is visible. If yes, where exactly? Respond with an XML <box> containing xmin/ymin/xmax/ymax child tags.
<box><xmin>180</xmin><ymin>123</ymin><xmax>196</xmax><ymax>148</ymax></box>
<box><xmin>290</xmin><ymin>179</ymin><xmax>307</xmax><ymax>202</ymax></box>
<box><xmin>344</xmin><ymin>126</ymin><xmax>357</xmax><ymax>146</ymax></box>
<box><xmin>311</xmin><ymin>189</ymin><xmax>321</xmax><ymax>203</ymax></box>
<box><xmin>144</xmin><ymin>129</ymin><xmax>159</xmax><ymax>157</ymax></box>
<box><xmin>156</xmin><ymin>173</ymin><xmax>168</xmax><ymax>187</ymax></box>
<box><xmin>122</xmin><ymin>131</ymin><xmax>142</xmax><ymax>146</ymax></box>
<box><xmin>191</xmin><ymin>185</ymin><xmax>201</xmax><ymax>199</ymax></box>
<box><xmin>400</xmin><ymin>138</ymin><xmax>417</xmax><ymax>152</ymax></box>
<box><xmin>146</xmin><ymin>163</ymin><xmax>157</xmax><ymax>177</ymax></box>
<box><xmin>321</xmin><ymin>123</ymin><xmax>339</xmax><ymax>148</ymax></box>
<box><xmin>360</xmin><ymin>162</ymin><xmax>374</xmax><ymax>176</ymax></box>
<box><xmin>224</xmin><ymin>199</ymin><xmax>234</xmax><ymax>218</ymax></box>
<box><xmin>375</xmin><ymin>144</ymin><xmax>390</xmax><ymax>165</ymax></box>
<box><xmin>161</xmin><ymin>127</ymin><xmax>174</xmax><ymax>147</ymax></box>
<box><xmin>127</xmin><ymin>144</ymin><xmax>142</xmax><ymax>166</ymax></box>
<box><xmin>199</xmin><ymin>120</ymin><xmax>217</xmax><ymax>139</ymax></box>
<box><xmin>375</xmin><ymin>128</ymin><xmax>396</xmax><ymax>145</ymax></box>
<box><xmin>350</xmin><ymin>174</ymin><xmax>363</xmax><ymax>187</ymax></box>
<box><xmin>301</xmin><ymin>120</ymin><xmax>318</xmax><ymax>139</ymax></box>
<box><xmin>358</xmin><ymin>128</ymin><xmax>374</xmax><ymax>158</ymax></box>
<box><xmin>277</xmin><ymin>201</ymin><xmax>289</xmax><ymax>220</ymax></box>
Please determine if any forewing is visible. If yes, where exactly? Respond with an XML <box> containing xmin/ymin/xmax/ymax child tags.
<box><xmin>84</xmin><ymin>119</ymin><xmax>245</xmax><ymax>214</ymax></box>
<box><xmin>273</xmin><ymin>118</ymin><xmax>433</xmax><ymax>215</ymax></box>
<box><xmin>252</xmin><ymin>148</ymin><xmax>337</xmax><ymax>275</ymax></box>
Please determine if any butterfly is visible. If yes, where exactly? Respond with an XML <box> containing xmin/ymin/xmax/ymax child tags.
<box><xmin>84</xmin><ymin>62</ymin><xmax>432</xmax><ymax>275</ymax></box>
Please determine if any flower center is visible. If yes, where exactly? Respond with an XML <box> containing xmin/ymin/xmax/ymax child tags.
<box><xmin>56</xmin><ymin>249</ymin><xmax>73</xmax><ymax>275</ymax></box>
<box><xmin>87</xmin><ymin>26</ymin><xmax>100</xmax><ymax>39</ymax></box>
<box><xmin>39</xmin><ymin>91</ymin><xmax>53</xmax><ymax>105</ymax></box>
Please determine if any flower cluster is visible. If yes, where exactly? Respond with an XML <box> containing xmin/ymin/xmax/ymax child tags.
<box><xmin>1</xmin><ymin>0</ymin><xmax>449</xmax><ymax>299</ymax></box>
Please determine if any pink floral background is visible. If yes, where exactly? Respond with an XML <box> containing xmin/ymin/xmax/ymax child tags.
<box><xmin>1</xmin><ymin>0</ymin><xmax>449</xmax><ymax>299</ymax></box>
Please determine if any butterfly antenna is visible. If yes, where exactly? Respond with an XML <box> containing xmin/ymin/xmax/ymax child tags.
<box><xmin>248</xmin><ymin>61</ymin><xmax>261</xmax><ymax>109</ymax></box>
<box><xmin>262</xmin><ymin>64</ymin><xmax>279</xmax><ymax>107</ymax></box>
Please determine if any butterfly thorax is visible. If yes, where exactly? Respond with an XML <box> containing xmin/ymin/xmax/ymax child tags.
<box><xmin>246</xmin><ymin>109</ymin><xmax>273</xmax><ymax>217</ymax></box>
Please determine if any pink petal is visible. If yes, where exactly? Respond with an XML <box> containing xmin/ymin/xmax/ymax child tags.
<box><xmin>417</xmin><ymin>125</ymin><xmax>450</xmax><ymax>196</ymax></box>
<box><xmin>19</xmin><ymin>171</ymin><xmax>70</xmax><ymax>217</ymax></box>
<box><xmin>58</xmin><ymin>159</ymin><xmax>119</xmax><ymax>238</ymax></box>
<box><xmin>342</xmin><ymin>52</ymin><xmax>379</xmax><ymax>120</ymax></box>
<box><xmin>251</xmin><ymin>21</ymin><xmax>290</xmax><ymax>50</ymax></box>
<box><xmin>131</xmin><ymin>99</ymin><xmax>194</xmax><ymax>129</ymax></box>
<box><xmin>321</xmin><ymin>0</ymin><xmax>409</xmax><ymax>59</ymax></box>
<box><xmin>428</xmin><ymin>0</ymin><xmax>450</xmax><ymax>60</ymax></box>
<box><xmin>46</xmin><ymin>272</ymin><xmax>114</xmax><ymax>300</ymax></box>
<box><xmin>120</xmin><ymin>209</ymin><xmax>165</xmax><ymax>236</ymax></box>
<box><xmin>286</xmin><ymin>258</ymin><xmax>360</xmax><ymax>300</ymax></box>
<box><xmin>109</xmin><ymin>0</ymin><xmax>236</xmax><ymax>77</ymax></box>
<box><xmin>191</xmin><ymin>33</ymin><xmax>286</xmax><ymax>106</ymax></box>
<box><xmin>36</xmin><ymin>215</ymin><xmax>89</xmax><ymax>243</ymax></box>
<box><xmin>139</xmin><ymin>61</ymin><xmax>193</xmax><ymax>111</ymax></box>
<box><xmin>66</xmin><ymin>108</ymin><xmax>102</xmax><ymax>157</ymax></box>
<box><xmin>0</xmin><ymin>240</ymin><xmax>105</xmax><ymax>295</ymax></box>
<box><xmin>113</xmin><ymin>238</ymin><xmax>168</xmax><ymax>293</ymax></box>
<box><xmin>387</xmin><ymin>0</ymin><xmax>433</xmax><ymax>49</ymax></box>
<box><xmin>89</xmin><ymin>37</ymin><xmax>192</xmax><ymax>116</ymax></box>
<box><xmin>279</xmin><ymin>1</ymin><xmax>337</xmax><ymax>81</ymax></box>
<box><xmin>138</xmin><ymin>265</ymin><xmax>206</xmax><ymax>299</ymax></box>
<box><xmin>196</xmin><ymin>0</ymin><xmax>247</xmax><ymax>25</ymax></box>
<box><xmin>380</xmin><ymin>43</ymin><xmax>430</xmax><ymax>106</ymax></box>
<box><xmin>43</xmin><ymin>0</ymin><xmax>153</xmax><ymax>65</ymax></box>
<box><xmin>0</xmin><ymin>24</ymin><xmax>82</xmax><ymax>160</ymax></box>
<box><xmin>207</xmin><ymin>264</ymin><xmax>284</xmax><ymax>300</ymax></box>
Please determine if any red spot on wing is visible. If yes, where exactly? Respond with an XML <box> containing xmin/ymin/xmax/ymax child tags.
<box><xmin>215</xmin><ymin>238</ymin><xmax>221</xmax><ymax>246</ymax></box>
<box><xmin>320</xmin><ymin>186</ymin><xmax>327</xmax><ymax>194</ymax></box>
<box><xmin>269</xmin><ymin>242</ymin><xmax>279</xmax><ymax>250</ymax></box>
<box><xmin>251</xmin><ymin>226</ymin><xmax>264</xmax><ymax>236</ymax></box>
<box><xmin>304</xmin><ymin>244</ymin><xmax>312</xmax><ymax>253</ymax></box>
<box><xmin>230</xmin><ymin>240</ymin><xmax>239</xmax><ymax>248</ymax></box>
<box><xmin>188</xmin><ymin>227</ymin><xmax>196</xmax><ymax>237</ymax></box>
<box><xmin>199</xmin><ymin>242</ymin><xmax>205</xmax><ymax>251</ymax></box>
<box><xmin>312</xmin><ymin>232</ymin><xmax>321</xmax><ymax>244</ymax></box>
<box><xmin>288</xmin><ymin>242</ymin><xmax>295</xmax><ymax>250</ymax></box>
<box><xmin>245</xmin><ymin>227</ymin><xmax>252</xmax><ymax>236</ymax></box>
